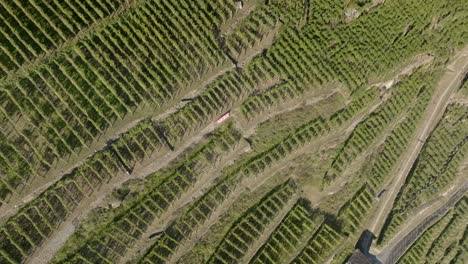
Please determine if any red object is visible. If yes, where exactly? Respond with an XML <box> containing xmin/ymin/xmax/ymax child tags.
<box><xmin>216</xmin><ymin>112</ymin><xmax>230</xmax><ymax>124</ymax></box>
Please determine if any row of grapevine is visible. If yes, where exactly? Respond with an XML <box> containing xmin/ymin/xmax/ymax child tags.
<box><xmin>53</xmin><ymin>123</ymin><xmax>242</xmax><ymax>264</ymax></box>
<box><xmin>422</xmin><ymin>198</ymin><xmax>467</xmax><ymax>263</ymax></box>
<box><xmin>324</xmin><ymin>0</ymin><xmax>437</xmax><ymax>88</ymax></box>
<box><xmin>2</xmin><ymin>0</ymin><xmax>465</xmax><ymax>202</ymax></box>
<box><xmin>136</xmin><ymin>169</ymin><xmax>242</xmax><ymax>264</ymax></box>
<box><xmin>0</xmin><ymin>150</ymin><xmax>123</xmax><ymax>263</ymax></box>
<box><xmin>160</xmin><ymin>70</ymin><xmax>255</xmax><ymax>145</ymax></box>
<box><xmin>240</xmin><ymin>80</ymin><xmax>303</xmax><ymax>120</ymax></box>
<box><xmin>206</xmin><ymin>179</ymin><xmax>297</xmax><ymax>264</ymax></box>
<box><xmin>326</xmin><ymin>88</ymin><xmax>378</xmax><ymax>127</ymax></box>
<box><xmin>366</xmin><ymin>81</ymin><xmax>436</xmax><ymax>190</ymax></box>
<box><xmin>0</xmin><ymin>1</ymin><xmax>466</xmax><ymax>264</ymax></box>
<box><xmin>0</xmin><ymin>0</ymin><xmax>237</xmax><ymax>197</ymax></box>
<box><xmin>262</xmin><ymin>27</ymin><xmax>337</xmax><ymax>88</ymax></box>
<box><xmin>379</xmin><ymin>103</ymin><xmax>468</xmax><ymax>243</ymax></box>
<box><xmin>108</xmin><ymin>120</ymin><xmax>172</xmax><ymax>172</ymax></box>
<box><xmin>223</xmin><ymin>5</ymin><xmax>278</xmax><ymax>59</ymax></box>
<box><xmin>62</xmin><ymin>68</ymin><xmax>255</xmax><ymax>186</ymax></box>
<box><xmin>219</xmin><ymin>0</ymin><xmax>309</xmax><ymax>62</ymax></box>
<box><xmin>0</xmin><ymin>131</ymin><xmax>34</xmax><ymax>202</ymax></box>
<box><xmin>324</xmin><ymin>73</ymin><xmax>437</xmax><ymax>240</ymax></box>
<box><xmin>291</xmin><ymin>223</ymin><xmax>343</xmax><ymax>264</ymax></box>
<box><xmin>266</xmin><ymin>0</ymin><xmax>310</xmax><ymax>25</ymax></box>
<box><xmin>0</xmin><ymin>0</ymin><xmax>125</xmax><ymax>77</ymax></box>
<box><xmin>398</xmin><ymin>196</ymin><xmax>467</xmax><ymax>264</ymax></box>
<box><xmin>337</xmin><ymin>184</ymin><xmax>374</xmax><ymax>233</ymax></box>
<box><xmin>238</xmin><ymin>10</ymin><xmax>434</xmax><ymax>123</ymax></box>
<box><xmin>98</xmin><ymin>69</ymin><xmax>257</xmax><ymax>177</ymax></box>
<box><xmin>323</xmin><ymin>75</ymin><xmax>425</xmax><ymax>186</ymax></box>
<box><xmin>249</xmin><ymin>199</ymin><xmax>323</xmax><ymax>264</ymax></box>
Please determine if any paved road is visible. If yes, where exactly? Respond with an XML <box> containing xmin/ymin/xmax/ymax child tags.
<box><xmin>377</xmin><ymin>182</ymin><xmax>468</xmax><ymax>264</ymax></box>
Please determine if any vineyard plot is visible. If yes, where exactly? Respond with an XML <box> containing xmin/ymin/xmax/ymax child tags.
<box><xmin>0</xmin><ymin>0</ymin><xmax>467</xmax><ymax>264</ymax></box>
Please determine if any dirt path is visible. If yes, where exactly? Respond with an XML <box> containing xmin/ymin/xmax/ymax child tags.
<box><xmin>368</xmin><ymin>46</ymin><xmax>468</xmax><ymax>234</ymax></box>
<box><xmin>370</xmin><ymin>53</ymin><xmax>434</xmax><ymax>89</ymax></box>
<box><xmin>239</xmin><ymin>88</ymin><xmax>341</xmax><ymax>137</ymax></box>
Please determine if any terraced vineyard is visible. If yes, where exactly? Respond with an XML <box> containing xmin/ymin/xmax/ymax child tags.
<box><xmin>0</xmin><ymin>0</ymin><xmax>467</xmax><ymax>264</ymax></box>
